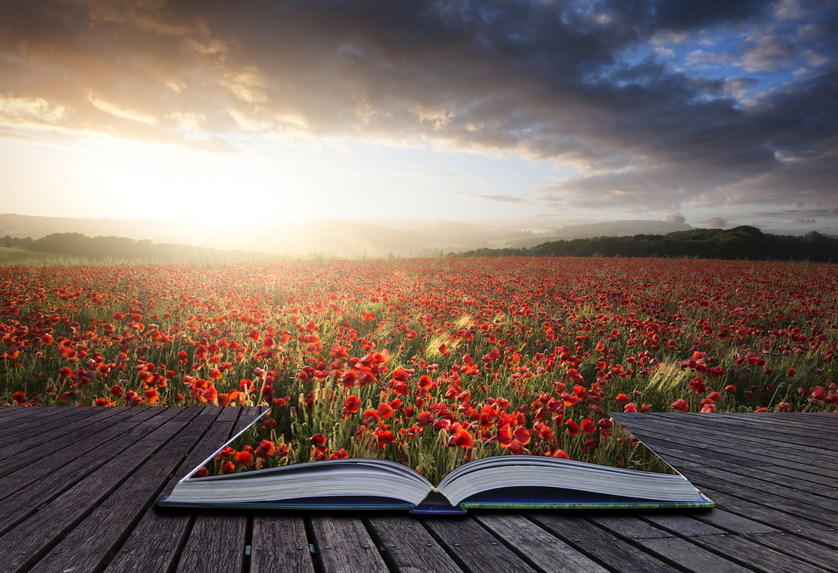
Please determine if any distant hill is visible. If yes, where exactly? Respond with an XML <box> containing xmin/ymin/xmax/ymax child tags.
<box><xmin>506</xmin><ymin>220</ymin><xmax>694</xmax><ymax>248</ymax></box>
<box><xmin>455</xmin><ymin>226</ymin><xmax>838</xmax><ymax>262</ymax></box>
<box><xmin>0</xmin><ymin>214</ymin><xmax>193</xmax><ymax>245</ymax></box>
<box><xmin>4</xmin><ymin>213</ymin><xmax>833</xmax><ymax>260</ymax></box>
<box><xmin>0</xmin><ymin>213</ymin><xmax>565</xmax><ymax>257</ymax></box>
<box><xmin>1</xmin><ymin>232</ymin><xmax>267</xmax><ymax>263</ymax></box>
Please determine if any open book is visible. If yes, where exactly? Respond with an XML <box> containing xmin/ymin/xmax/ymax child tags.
<box><xmin>160</xmin><ymin>411</ymin><xmax>714</xmax><ymax>514</ymax></box>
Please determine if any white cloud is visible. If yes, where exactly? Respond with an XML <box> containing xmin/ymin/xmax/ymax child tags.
<box><xmin>739</xmin><ymin>35</ymin><xmax>795</xmax><ymax>72</ymax></box>
<box><xmin>803</xmin><ymin>50</ymin><xmax>829</xmax><ymax>67</ymax></box>
<box><xmin>685</xmin><ymin>49</ymin><xmax>734</xmax><ymax>68</ymax></box>
<box><xmin>88</xmin><ymin>96</ymin><xmax>157</xmax><ymax>124</ymax></box>
<box><xmin>0</xmin><ymin>95</ymin><xmax>66</xmax><ymax>122</ymax></box>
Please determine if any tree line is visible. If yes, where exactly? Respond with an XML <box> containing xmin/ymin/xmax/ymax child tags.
<box><xmin>4</xmin><ymin>226</ymin><xmax>836</xmax><ymax>263</ymax></box>
<box><xmin>454</xmin><ymin>226</ymin><xmax>838</xmax><ymax>262</ymax></box>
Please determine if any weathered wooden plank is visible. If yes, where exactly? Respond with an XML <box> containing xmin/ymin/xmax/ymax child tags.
<box><xmin>217</xmin><ymin>404</ymin><xmax>243</xmax><ymax>422</ymax></box>
<box><xmin>475</xmin><ymin>513</ymin><xmax>608</xmax><ymax>573</ymax></box>
<box><xmin>0</xmin><ymin>407</ymin><xmax>56</xmax><ymax>431</ymax></box>
<box><xmin>632</xmin><ymin>536</ymin><xmax>755</xmax><ymax>573</ymax></box>
<box><xmin>0</xmin><ymin>406</ymin><xmax>165</xmax><ymax>531</ymax></box>
<box><xmin>613</xmin><ymin>421</ymin><xmax>838</xmax><ymax>537</ymax></box>
<box><xmin>688</xmin><ymin>533</ymin><xmax>833</xmax><ymax>573</ymax></box>
<box><xmin>621</xmin><ymin>413</ymin><xmax>838</xmax><ymax>472</ymax></box>
<box><xmin>175</xmin><ymin>513</ymin><xmax>247</xmax><ymax>573</ymax></box>
<box><xmin>310</xmin><ymin>515</ymin><xmax>389</xmax><ymax>573</ymax></box>
<box><xmin>105</xmin><ymin>514</ymin><xmax>193</xmax><ymax>573</ymax></box>
<box><xmin>612</xmin><ymin>419</ymin><xmax>838</xmax><ymax>506</ymax></box>
<box><xmin>620</xmin><ymin>511</ymin><xmax>835</xmax><ymax>572</ymax></box>
<box><xmin>0</xmin><ymin>407</ymin><xmax>190</xmax><ymax>573</ymax></box>
<box><xmin>0</xmin><ymin>404</ymin><xmax>80</xmax><ymax>427</ymax></box>
<box><xmin>173</xmin><ymin>407</ymin><xmax>261</xmax><ymax>572</ymax></box>
<box><xmin>0</xmin><ymin>406</ymin><xmax>42</xmax><ymax>419</ymax></box>
<box><xmin>528</xmin><ymin>513</ymin><xmax>681</xmax><ymax>573</ymax></box>
<box><xmin>250</xmin><ymin>516</ymin><xmax>315</xmax><ymax>573</ymax></box>
<box><xmin>673</xmin><ymin>436</ymin><xmax>838</xmax><ymax>497</ymax></box>
<box><xmin>640</xmin><ymin>511</ymin><xmax>778</xmax><ymax>537</ymax></box>
<box><xmin>687</xmin><ymin>507</ymin><xmax>781</xmax><ymax>535</ymax></box>
<box><xmin>681</xmin><ymin>413</ymin><xmax>838</xmax><ymax>446</ymax></box>
<box><xmin>634</xmin><ymin>429</ymin><xmax>838</xmax><ymax>502</ymax></box>
<box><xmin>422</xmin><ymin>516</ymin><xmax>537</xmax><ymax>573</ymax></box>
<box><xmin>104</xmin><ymin>409</ymin><xmax>241</xmax><ymax>573</ymax></box>
<box><xmin>743</xmin><ymin>532</ymin><xmax>838</xmax><ymax>573</ymax></box>
<box><xmin>589</xmin><ymin>514</ymin><xmax>726</xmax><ymax>539</ymax></box>
<box><xmin>615</xmin><ymin>414</ymin><xmax>838</xmax><ymax>478</ymax></box>
<box><xmin>365</xmin><ymin>515</ymin><xmax>462</xmax><ymax>573</ymax></box>
<box><xmin>0</xmin><ymin>406</ymin><xmax>147</xmax><ymax>493</ymax></box>
<box><xmin>28</xmin><ymin>408</ymin><xmax>215</xmax><ymax>573</ymax></box>
<box><xmin>620</xmin><ymin>413</ymin><xmax>838</xmax><ymax>465</ymax></box>
<box><xmin>234</xmin><ymin>406</ymin><xmax>265</xmax><ymax>432</ymax></box>
<box><xmin>624</xmin><ymin>435</ymin><xmax>838</xmax><ymax>521</ymax></box>
<box><xmin>687</xmin><ymin>486</ymin><xmax>838</xmax><ymax>543</ymax></box>
<box><xmin>245</xmin><ymin>406</ymin><xmax>319</xmax><ymax>572</ymax></box>
<box><xmin>589</xmin><ymin>516</ymin><xmax>752</xmax><ymax>573</ymax></box>
<box><xmin>0</xmin><ymin>406</ymin><xmax>83</xmax><ymax>444</ymax></box>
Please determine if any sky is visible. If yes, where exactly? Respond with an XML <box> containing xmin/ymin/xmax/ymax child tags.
<box><xmin>1</xmin><ymin>0</ymin><xmax>837</xmax><ymax>235</ymax></box>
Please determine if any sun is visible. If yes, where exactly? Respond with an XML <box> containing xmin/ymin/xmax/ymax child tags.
<box><xmin>3</xmin><ymin>134</ymin><xmax>333</xmax><ymax>228</ymax></box>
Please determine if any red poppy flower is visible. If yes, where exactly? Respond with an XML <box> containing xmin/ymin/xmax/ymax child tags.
<box><xmin>255</xmin><ymin>439</ymin><xmax>277</xmax><ymax>460</ymax></box>
<box><xmin>339</xmin><ymin>371</ymin><xmax>356</xmax><ymax>388</ymax></box>
<box><xmin>449</xmin><ymin>423</ymin><xmax>474</xmax><ymax>449</ymax></box>
<box><xmin>217</xmin><ymin>446</ymin><xmax>237</xmax><ymax>459</ymax></box>
<box><xmin>342</xmin><ymin>395</ymin><xmax>361</xmax><ymax>418</ymax></box>
<box><xmin>144</xmin><ymin>388</ymin><xmax>159</xmax><ymax>404</ymax></box>
<box><xmin>507</xmin><ymin>439</ymin><xmax>526</xmax><ymax>455</ymax></box>
<box><xmin>671</xmin><ymin>399</ymin><xmax>689</xmax><ymax>412</ymax></box>
<box><xmin>377</xmin><ymin>402</ymin><xmax>394</xmax><ymax>418</ymax></box>
<box><xmin>329</xmin><ymin>448</ymin><xmax>350</xmax><ymax>459</ymax></box>
<box><xmin>512</xmin><ymin>425</ymin><xmax>531</xmax><ymax>445</ymax></box>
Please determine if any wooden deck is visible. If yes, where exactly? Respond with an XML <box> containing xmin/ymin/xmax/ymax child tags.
<box><xmin>0</xmin><ymin>408</ymin><xmax>836</xmax><ymax>573</ymax></box>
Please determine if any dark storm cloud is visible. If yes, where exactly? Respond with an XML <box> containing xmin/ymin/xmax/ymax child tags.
<box><xmin>1</xmin><ymin>0</ymin><xmax>836</xmax><ymax>218</ymax></box>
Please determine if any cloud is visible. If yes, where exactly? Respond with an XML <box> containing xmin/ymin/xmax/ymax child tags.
<box><xmin>686</xmin><ymin>49</ymin><xmax>736</xmax><ymax>68</ymax></box>
<box><xmin>667</xmin><ymin>212</ymin><xmax>686</xmax><ymax>224</ymax></box>
<box><xmin>0</xmin><ymin>94</ymin><xmax>67</xmax><ymax>124</ymax></box>
<box><xmin>740</xmin><ymin>35</ymin><xmax>796</xmax><ymax>72</ymax></box>
<box><xmin>704</xmin><ymin>216</ymin><xmax>730</xmax><ymax>228</ymax></box>
<box><xmin>0</xmin><ymin>0</ymin><xmax>836</xmax><ymax>224</ymax></box>
<box><xmin>88</xmin><ymin>96</ymin><xmax>158</xmax><ymax>124</ymax></box>
<box><xmin>457</xmin><ymin>192</ymin><xmax>529</xmax><ymax>204</ymax></box>
<box><xmin>722</xmin><ymin>77</ymin><xmax>759</xmax><ymax>96</ymax></box>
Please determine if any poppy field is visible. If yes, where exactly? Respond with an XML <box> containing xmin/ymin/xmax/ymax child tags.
<box><xmin>2</xmin><ymin>257</ymin><xmax>836</xmax><ymax>483</ymax></box>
